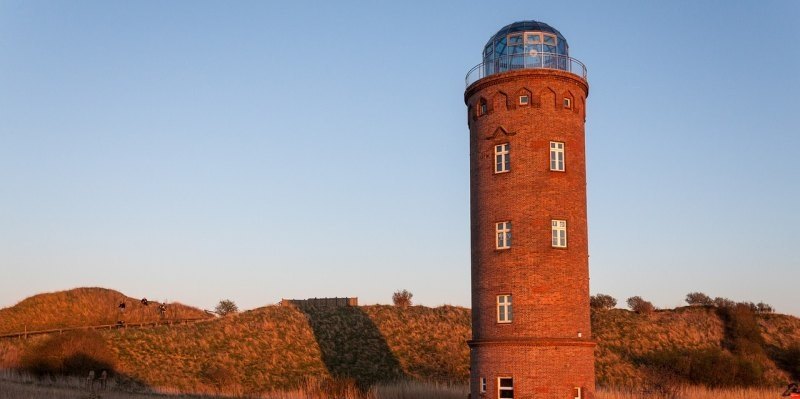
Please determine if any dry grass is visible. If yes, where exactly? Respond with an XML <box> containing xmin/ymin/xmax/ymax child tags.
<box><xmin>0</xmin><ymin>287</ymin><xmax>209</xmax><ymax>335</ymax></box>
<box><xmin>2</xmin><ymin>288</ymin><xmax>799</xmax><ymax>396</ymax></box>
<box><xmin>0</xmin><ymin>372</ymin><xmax>787</xmax><ymax>399</ymax></box>
<box><xmin>597</xmin><ymin>385</ymin><xmax>782</xmax><ymax>399</ymax></box>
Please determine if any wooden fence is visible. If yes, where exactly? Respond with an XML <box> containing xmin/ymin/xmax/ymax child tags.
<box><xmin>0</xmin><ymin>317</ymin><xmax>212</xmax><ymax>340</ymax></box>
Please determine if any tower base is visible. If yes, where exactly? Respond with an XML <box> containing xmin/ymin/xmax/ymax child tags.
<box><xmin>469</xmin><ymin>341</ymin><xmax>595</xmax><ymax>399</ymax></box>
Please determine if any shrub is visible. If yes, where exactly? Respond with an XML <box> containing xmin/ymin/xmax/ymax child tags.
<box><xmin>638</xmin><ymin>348</ymin><xmax>765</xmax><ymax>387</ymax></box>
<box><xmin>685</xmin><ymin>292</ymin><xmax>713</xmax><ymax>306</ymax></box>
<box><xmin>590</xmin><ymin>294</ymin><xmax>617</xmax><ymax>310</ymax></box>
<box><xmin>713</xmin><ymin>297</ymin><xmax>736</xmax><ymax>308</ymax></box>
<box><xmin>755</xmin><ymin>302</ymin><xmax>774</xmax><ymax>314</ymax></box>
<box><xmin>392</xmin><ymin>290</ymin><xmax>413</xmax><ymax>309</ymax></box>
<box><xmin>626</xmin><ymin>296</ymin><xmax>655</xmax><ymax>315</ymax></box>
<box><xmin>20</xmin><ymin>330</ymin><xmax>116</xmax><ymax>377</ymax></box>
<box><xmin>774</xmin><ymin>344</ymin><xmax>800</xmax><ymax>380</ymax></box>
<box><xmin>215</xmin><ymin>299</ymin><xmax>239</xmax><ymax>316</ymax></box>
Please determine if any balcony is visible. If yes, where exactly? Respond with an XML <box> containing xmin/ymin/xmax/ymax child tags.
<box><xmin>466</xmin><ymin>53</ymin><xmax>587</xmax><ymax>87</ymax></box>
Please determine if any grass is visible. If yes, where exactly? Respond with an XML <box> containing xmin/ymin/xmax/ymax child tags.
<box><xmin>596</xmin><ymin>385</ymin><xmax>783</xmax><ymax>399</ymax></box>
<box><xmin>0</xmin><ymin>287</ymin><xmax>210</xmax><ymax>335</ymax></box>
<box><xmin>2</xmin><ymin>288</ymin><xmax>799</xmax><ymax>396</ymax></box>
<box><xmin>0</xmin><ymin>371</ymin><xmax>787</xmax><ymax>399</ymax></box>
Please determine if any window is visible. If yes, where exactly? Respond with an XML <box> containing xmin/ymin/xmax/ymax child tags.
<box><xmin>519</xmin><ymin>95</ymin><xmax>529</xmax><ymax>105</ymax></box>
<box><xmin>496</xmin><ymin>222</ymin><xmax>511</xmax><ymax>249</ymax></box>
<box><xmin>480</xmin><ymin>377</ymin><xmax>487</xmax><ymax>393</ymax></box>
<box><xmin>563</xmin><ymin>98</ymin><xmax>572</xmax><ymax>108</ymax></box>
<box><xmin>497</xmin><ymin>294</ymin><xmax>512</xmax><ymax>323</ymax></box>
<box><xmin>552</xmin><ymin>220</ymin><xmax>567</xmax><ymax>248</ymax></box>
<box><xmin>573</xmin><ymin>387</ymin><xmax>582</xmax><ymax>399</ymax></box>
<box><xmin>550</xmin><ymin>141</ymin><xmax>564</xmax><ymax>171</ymax></box>
<box><xmin>479</xmin><ymin>100</ymin><xmax>488</xmax><ymax>116</ymax></box>
<box><xmin>498</xmin><ymin>377</ymin><xmax>514</xmax><ymax>398</ymax></box>
<box><xmin>495</xmin><ymin>143</ymin><xmax>509</xmax><ymax>173</ymax></box>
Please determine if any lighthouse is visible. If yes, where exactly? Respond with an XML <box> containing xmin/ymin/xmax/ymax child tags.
<box><xmin>465</xmin><ymin>21</ymin><xmax>594</xmax><ymax>399</ymax></box>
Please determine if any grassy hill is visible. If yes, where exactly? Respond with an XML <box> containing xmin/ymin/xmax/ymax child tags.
<box><xmin>0</xmin><ymin>287</ymin><xmax>209</xmax><ymax>335</ymax></box>
<box><xmin>1</xmin><ymin>288</ymin><xmax>798</xmax><ymax>396</ymax></box>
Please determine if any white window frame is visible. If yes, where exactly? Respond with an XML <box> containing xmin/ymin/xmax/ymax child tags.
<box><xmin>495</xmin><ymin>143</ymin><xmax>510</xmax><ymax>173</ymax></box>
<box><xmin>551</xmin><ymin>219</ymin><xmax>567</xmax><ymax>248</ymax></box>
<box><xmin>573</xmin><ymin>387</ymin><xmax>582</xmax><ymax>399</ymax></box>
<box><xmin>519</xmin><ymin>95</ymin><xmax>529</xmax><ymax>105</ymax></box>
<box><xmin>480</xmin><ymin>377</ymin><xmax>487</xmax><ymax>393</ymax></box>
<box><xmin>550</xmin><ymin>141</ymin><xmax>565</xmax><ymax>172</ymax></box>
<box><xmin>479</xmin><ymin>100</ymin><xmax>487</xmax><ymax>116</ymax></box>
<box><xmin>496</xmin><ymin>221</ymin><xmax>511</xmax><ymax>249</ymax></box>
<box><xmin>563</xmin><ymin>97</ymin><xmax>572</xmax><ymax>108</ymax></box>
<box><xmin>498</xmin><ymin>377</ymin><xmax>514</xmax><ymax>399</ymax></box>
<box><xmin>497</xmin><ymin>294</ymin><xmax>512</xmax><ymax>323</ymax></box>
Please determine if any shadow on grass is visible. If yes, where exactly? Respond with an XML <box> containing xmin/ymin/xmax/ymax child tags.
<box><xmin>298</xmin><ymin>305</ymin><xmax>406</xmax><ymax>389</ymax></box>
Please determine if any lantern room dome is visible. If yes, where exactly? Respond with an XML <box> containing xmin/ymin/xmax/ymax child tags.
<box><xmin>483</xmin><ymin>20</ymin><xmax>569</xmax><ymax>62</ymax></box>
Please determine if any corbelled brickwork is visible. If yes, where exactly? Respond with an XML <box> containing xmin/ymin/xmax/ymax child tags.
<box><xmin>466</xmin><ymin>68</ymin><xmax>595</xmax><ymax>399</ymax></box>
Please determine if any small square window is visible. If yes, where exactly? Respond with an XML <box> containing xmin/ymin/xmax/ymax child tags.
<box><xmin>519</xmin><ymin>95</ymin><xmax>528</xmax><ymax>105</ymax></box>
<box><xmin>480</xmin><ymin>377</ymin><xmax>487</xmax><ymax>393</ymax></box>
<box><xmin>479</xmin><ymin>101</ymin><xmax>488</xmax><ymax>116</ymax></box>
<box><xmin>573</xmin><ymin>387</ymin><xmax>582</xmax><ymax>399</ymax></box>
<box><xmin>563</xmin><ymin>98</ymin><xmax>572</xmax><ymax>108</ymax></box>
<box><xmin>496</xmin><ymin>222</ymin><xmax>511</xmax><ymax>249</ymax></box>
<box><xmin>498</xmin><ymin>377</ymin><xmax>514</xmax><ymax>399</ymax></box>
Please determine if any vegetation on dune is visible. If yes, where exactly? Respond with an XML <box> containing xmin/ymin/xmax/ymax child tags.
<box><xmin>19</xmin><ymin>330</ymin><xmax>116</xmax><ymax>377</ymax></box>
<box><xmin>0</xmin><ymin>288</ymin><xmax>209</xmax><ymax>335</ymax></box>
<box><xmin>1</xmin><ymin>288</ymin><xmax>799</xmax><ymax>396</ymax></box>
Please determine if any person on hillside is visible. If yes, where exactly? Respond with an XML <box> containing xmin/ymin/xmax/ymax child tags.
<box><xmin>118</xmin><ymin>301</ymin><xmax>126</xmax><ymax>312</ymax></box>
<box><xmin>141</xmin><ymin>297</ymin><xmax>149</xmax><ymax>306</ymax></box>
<box><xmin>99</xmin><ymin>370</ymin><xmax>108</xmax><ymax>390</ymax></box>
<box><xmin>86</xmin><ymin>370</ymin><xmax>95</xmax><ymax>391</ymax></box>
<box><xmin>783</xmin><ymin>382</ymin><xmax>800</xmax><ymax>397</ymax></box>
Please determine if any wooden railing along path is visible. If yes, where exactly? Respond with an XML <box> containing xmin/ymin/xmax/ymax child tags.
<box><xmin>0</xmin><ymin>317</ymin><xmax>214</xmax><ymax>340</ymax></box>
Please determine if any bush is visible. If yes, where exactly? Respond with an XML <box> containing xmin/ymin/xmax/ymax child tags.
<box><xmin>590</xmin><ymin>294</ymin><xmax>617</xmax><ymax>310</ymax></box>
<box><xmin>638</xmin><ymin>348</ymin><xmax>765</xmax><ymax>388</ymax></box>
<box><xmin>685</xmin><ymin>292</ymin><xmax>713</xmax><ymax>306</ymax></box>
<box><xmin>713</xmin><ymin>297</ymin><xmax>735</xmax><ymax>308</ymax></box>
<box><xmin>626</xmin><ymin>296</ymin><xmax>655</xmax><ymax>315</ymax></box>
<box><xmin>20</xmin><ymin>330</ymin><xmax>116</xmax><ymax>377</ymax></box>
<box><xmin>756</xmin><ymin>302</ymin><xmax>774</xmax><ymax>314</ymax></box>
<box><xmin>215</xmin><ymin>299</ymin><xmax>239</xmax><ymax>316</ymax></box>
<box><xmin>774</xmin><ymin>344</ymin><xmax>800</xmax><ymax>380</ymax></box>
<box><xmin>392</xmin><ymin>290</ymin><xmax>413</xmax><ymax>308</ymax></box>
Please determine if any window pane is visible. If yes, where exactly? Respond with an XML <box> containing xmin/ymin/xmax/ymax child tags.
<box><xmin>499</xmin><ymin>378</ymin><xmax>513</xmax><ymax>388</ymax></box>
<box><xmin>500</xmin><ymin>391</ymin><xmax>514</xmax><ymax>399</ymax></box>
<box><xmin>544</xmin><ymin>35</ymin><xmax>555</xmax><ymax>45</ymax></box>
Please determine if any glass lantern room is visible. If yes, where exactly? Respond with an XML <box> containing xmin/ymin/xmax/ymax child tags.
<box><xmin>466</xmin><ymin>20</ymin><xmax>586</xmax><ymax>86</ymax></box>
<box><xmin>483</xmin><ymin>20</ymin><xmax>568</xmax><ymax>62</ymax></box>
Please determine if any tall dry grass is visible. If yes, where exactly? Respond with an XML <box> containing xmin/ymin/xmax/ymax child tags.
<box><xmin>0</xmin><ymin>287</ymin><xmax>209</xmax><ymax>335</ymax></box>
<box><xmin>597</xmin><ymin>385</ymin><xmax>782</xmax><ymax>399</ymax></box>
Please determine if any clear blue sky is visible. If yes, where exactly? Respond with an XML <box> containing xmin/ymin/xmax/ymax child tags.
<box><xmin>1</xmin><ymin>1</ymin><xmax>798</xmax><ymax>315</ymax></box>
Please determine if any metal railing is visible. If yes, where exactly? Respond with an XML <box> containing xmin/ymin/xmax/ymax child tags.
<box><xmin>466</xmin><ymin>53</ymin><xmax>587</xmax><ymax>87</ymax></box>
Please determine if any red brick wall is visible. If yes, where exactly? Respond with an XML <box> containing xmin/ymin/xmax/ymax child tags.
<box><xmin>466</xmin><ymin>69</ymin><xmax>595</xmax><ymax>399</ymax></box>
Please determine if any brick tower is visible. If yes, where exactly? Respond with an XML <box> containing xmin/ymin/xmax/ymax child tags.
<box><xmin>465</xmin><ymin>21</ymin><xmax>594</xmax><ymax>399</ymax></box>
